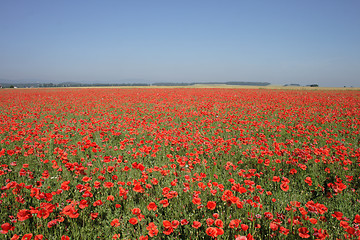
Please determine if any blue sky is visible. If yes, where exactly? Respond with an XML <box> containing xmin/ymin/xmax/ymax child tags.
<box><xmin>1</xmin><ymin>1</ymin><xmax>360</xmax><ymax>87</ymax></box>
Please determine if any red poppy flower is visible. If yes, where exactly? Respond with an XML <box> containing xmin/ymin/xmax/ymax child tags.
<box><xmin>272</xmin><ymin>176</ymin><xmax>280</xmax><ymax>182</ymax></box>
<box><xmin>111</xmin><ymin>218</ymin><xmax>120</xmax><ymax>227</ymax></box>
<box><xmin>264</xmin><ymin>212</ymin><xmax>273</xmax><ymax>220</ymax></box>
<box><xmin>104</xmin><ymin>182</ymin><xmax>114</xmax><ymax>188</ymax></box>
<box><xmin>159</xmin><ymin>199</ymin><xmax>169</xmax><ymax>207</ymax></box>
<box><xmin>181</xmin><ymin>219</ymin><xmax>189</xmax><ymax>225</ymax></box>
<box><xmin>129</xmin><ymin>217</ymin><xmax>138</xmax><ymax>225</ymax></box>
<box><xmin>206</xmin><ymin>201</ymin><xmax>216</xmax><ymax>210</ymax></box>
<box><xmin>229</xmin><ymin>219</ymin><xmax>240</xmax><ymax>229</ymax></box>
<box><xmin>36</xmin><ymin>209</ymin><xmax>50</xmax><ymax>219</ymax></box>
<box><xmin>340</xmin><ymin>220</ymin><xmax>349</xmax><ymax>228</ymax></box>
<box><xmin>79</xmin><ymin>200</ymin><xmax>88</xmax><ymax>209</ymax></box>
<box><xmin>132</xmin><ymin>208</ymin><xmax>141</xmax><ymax>215</ymax></box>
<box><xmin>82</xmin><ymin>176</ymin><xmax>92</xmax><ymax>182</ymax></box>
<box><xmin>61</xmin><ymin>181</ymin><xmax>70</xmax><ymax>191</ymax></box>
<box><xmin>241</xmin><ymin>224</ymin><xmax>249</xmax><ymax>231</ymax></box>
<box><xmin>112</xmin><ymin>234</ymin><xmax>120</xmax><ymax>239</ymax></box>
<box><xmin>331</xmin><ymin>211</ymin><xmax>343</xmax><ymax>220</ymax></box>
<box><xmin>192</xmin><ymin>197</ymin><xmax>201</xmax><ymax>205</ymax></box>
<box><xmin>151</xmin><ymin>178</ymin><xmax>158</xmax><ymax>185</ymax></box>
<box><xmin>216</xmin><ymin>228</ymin><xmax>224</xmax><ymax>236</ymax></box>
<box><xmin>206</xmin><ymin>227</ymin><xmax>218</xmax><ymax>238</ymax></box>
<box><xmin>270</xmin><ymin>222</ymin><xmax>279</xmax><ymax>231</ymax></box>
<box><xmin>206</xmin><ymin>218</ymin><xmax>214</xmax><ymax>226</ymax></box>
<box><xmin>346</xmin><ymin>227</ymin><xmax>355</xmax><ymax>235</ymax></box>
<box><xmin>280</xmin><ymin>183</ymin><xmax>289</xmax><ymax>192</ymax></box>
<box><xmin>133</xmin><ymin>184</ymin><xmax>144</xmax><ymax>193</ymax></box>
<box><xmin>1</xmin><ymin>222</ymin><xmax>15</xmax><ymax>234</ymax></box>
<box><xmin>304</xmin><ymin>177</ymin><xmax>312</xmax><ymax>186</ymax></box>
<box><xmin>279</xmin><ymin>226</ymin><xmax>289</xmax><ymax>235</ymax></box>
<box><xmin>11</xmin><ymin>234</ymin><xmax>20</xmax><ymax>240</ymax></box>
<box><xmin>299</xmin><ymin>207</ymin><xmax>307</xmax><ymax>215</ymax></box>
<box><xmin>21</xmin><ymin>234</ymin><xmax>32</xmax><ymax>240</ymax></box>
<box><xmin>298</xmin><ymin>227</ymin><xmax>310</xmax><ymax>238</ymax></box>
<box><xmin>146</xmin><ymin>222</ymin><xmax>158</xmax><ymax>237</ymax></box>
<box><xmin>90</xmin><ymin>213</ymin><xmax>98</xmax><ymax>220</ymax></box>
<box><xmin>309</xmin><ymin>218</ymin><xmax>317</xmax><ymax>224</ymax></box>
<box><xmin>147</xmin><ymin>202</ymin><xmax>157</xmax><ymax>211</ymax></box>
<box><xmin>162</xmin><ymin>221</ymin><xmax>173</xmax><ymax>236</ymax></box>
<box><xmin>354</xmin><ymin>214</ymin><xmax>360</xmax><ymax>223</ymax></box>
<box><xmin>214</xmin><ymin>219</ymin><xmax>223</xmax><ymax>228</ymax></box>
<box><xmin>93</xmin><ymin>200</ymin><xmax>103</xmax><ymax>206</ymax></box>
<box><xmin>47</xmin><ymin>219</ymin><xmax>59</xmax><ymax>228</ymax></box>
<box><xmin>282</xmin><ymin>177</ymin><xmax>290</xmax><ymax>184</ymax></box>
<box><xmin>192</xmin><ymin>221</ymin><xmax>202</xmax><ymax>229</ymax></box>
<box><xmin>171</xmin><ymin>220</ymin><xmax>179</xmax><ymax>229</ymax></box>
<box><xmin>61</xmin><ymin>205</ymin><xmax>79</xmax><ymax>218</ymax></box>
<box><xmin>17</xmin><ymin>209</ymin><xmax>32</xmax><ymax>221</ymax></box>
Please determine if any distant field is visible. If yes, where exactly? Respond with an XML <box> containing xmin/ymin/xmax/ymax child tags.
<box><xmin>3</xmin><ymin>84</ymin><xmax>359</xmax><ymax>90</ymax></box>
<box><xmin>72</xmin><ymin>84</ymin><xmax>360</xmax><ymax>90</ymax></box>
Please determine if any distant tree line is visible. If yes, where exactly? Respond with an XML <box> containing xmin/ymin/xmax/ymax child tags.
<box><xmin>283</xmin><ymin>83</ymin><xmax>319</xmax><ymax>87</ymax></box>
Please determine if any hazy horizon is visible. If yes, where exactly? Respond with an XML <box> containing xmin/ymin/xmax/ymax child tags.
<box><xmin>1</xmin><ymin>1</ymin><xmax>360</xmax><ymax>87</ymax></box>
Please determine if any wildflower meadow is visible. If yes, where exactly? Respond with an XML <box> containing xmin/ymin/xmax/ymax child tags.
<box><xmin>0</xmin><ymin>88</ymin><xmax>359</xmax><ymax>240</ymax></box>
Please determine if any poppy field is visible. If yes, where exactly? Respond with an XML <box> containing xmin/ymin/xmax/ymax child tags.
<box><xmin>0</xmin><ymin>88</ymin><xmax>360</xmax><ymax>240</ymax></box>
